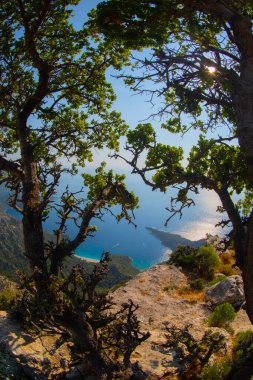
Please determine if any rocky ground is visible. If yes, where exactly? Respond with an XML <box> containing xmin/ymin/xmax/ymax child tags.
<box><xmin>0</xmin><ymin>263</ymin><xmax>252</xmax><ymax>379</ymax></box>
<box><xmin>111</xmin><ymin>264</ymin><xmax>253</xmax><ymax>377</ymax></box>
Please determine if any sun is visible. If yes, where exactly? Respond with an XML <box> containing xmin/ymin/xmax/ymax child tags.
<box><xmin>206</xmin><ymin>66</ymin><xmax>216</xmax><ymax>74</ymax></box>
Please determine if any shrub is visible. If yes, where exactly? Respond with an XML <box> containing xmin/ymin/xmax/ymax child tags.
<box><xmin>168</xmin><ymin>245</ymin><xmax>220</xmax><ymax>280</ymax></box>
<box><xmin>168</xmin><ymin>245</ymin><xmax>197</xmax><ymax>269</ymax></box>
<box><xmin>158</xmin><ymin>323</ymin><xmax>226</xmax><ymax>379</ymax></box>
<box><xmin>199</xmin><ymin>359</ymin><xmax>231</xmax><ymax>380</ymax></box>
<box><xmin>208</xmin><ymin>303</ymin><xmax>236</xmax><ymax>329</ymax></box>
<box><xmin>208</xmin><ymin>275</ymin><xmax>227</xmax><ymax>287</ymax></box>
<box><xmin>189</xmin><ymin>278</ymin><xmax>204</xmax><ymax>291</ymax></box>
<box><xmin>0</xmin><ymin>289</ymin><xmax>17</xmax><ymax>311</ymax></box>
<box><xmin>196</xmin><ymin>246</ymin><xmax>220</xmax><ymax>279</ymax></box>
<box><xmin>233</xmin><ymin>330</ymin><xmax>253</xmax><ymax>363</ymax></box>
<box><xmin>218</xmin><ymin>263</ymin><xmax>239</xmax><ymax>276</ymax></box>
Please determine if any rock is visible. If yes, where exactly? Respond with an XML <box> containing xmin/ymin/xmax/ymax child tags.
<box><xmin>204</xmin><ymin>275</ymin><xmax>245</xmax><ymax>310</ymax></box>
<box><xmin>0</xmin><ymin>311</ymin><xmax>77</xmax><ymax>379</ymax></box>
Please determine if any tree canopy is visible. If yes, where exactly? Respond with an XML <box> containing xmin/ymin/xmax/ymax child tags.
<box><xmin>93</xmin><ymin>0</ymin><xmax>253</xmax><ymax>322</ymax></box>
<box><xmin>0</xmin><ymin>0</ymin><xmax>138</xmax><ymax>276</ymax></box>
<box><xmin>0</xmin><ymin>1</ymin><xmax>147</xmax><ymax>375</ymax></box>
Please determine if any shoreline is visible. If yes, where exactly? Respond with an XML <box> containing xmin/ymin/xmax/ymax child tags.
<box><xmin>75</xmin><ymin>255</ymin><xmax>99</xmax><ymax>263</ymax></box>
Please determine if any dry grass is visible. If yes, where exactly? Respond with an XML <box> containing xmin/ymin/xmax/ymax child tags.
<box><xmin>217</xmin><ymin>250</ymin><xmax>241</xmax><ymax>276</ymax></box>
<box><xmin>169</xmin><ymin>285</ymin><xmax>205</xmax><ymax>302</ymax></box>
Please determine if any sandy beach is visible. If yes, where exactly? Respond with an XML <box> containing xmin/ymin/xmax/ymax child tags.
<box><xmin>75</xmin><ymin>255</ymin><xmax>99</xmax><ymax>263</ymax></box>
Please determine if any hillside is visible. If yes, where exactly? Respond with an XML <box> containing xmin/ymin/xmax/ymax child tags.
<box><xmin>0</xmin><ymin>263</ymin><xmax>252</xmax><ymax>379</ymax></box>
<box><xmin>146</xmin><ymin>226</ymin><xmax>206</xmax><ymax>251</ymax></box>
<box><xmin>0</xmin><ymin>212</ymin><xmax>139</xmax><ymax>288</ymax></box>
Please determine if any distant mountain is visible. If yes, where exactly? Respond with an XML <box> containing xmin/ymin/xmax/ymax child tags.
<box><xmin>0</xmin><ymin>210</ymin><xmax>139</xmax><ymax>288</ymax></box>
<box><xmin>146</xmin><ymin>227</ymin><xmax>206</xmax><ymax>251</ymax></box>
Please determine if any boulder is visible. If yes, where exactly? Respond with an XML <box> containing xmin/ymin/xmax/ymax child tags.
<box><xmin>204</xmin><ymin>275</ymin><xmax>245</xmax><ymax>310</ymax></box>
<box><xmin>0</xmin><ymin>311</ymin><xmax>81</xmax><ymax>380</ymax></box>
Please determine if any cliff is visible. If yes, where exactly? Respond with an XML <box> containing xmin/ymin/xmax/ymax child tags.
<box><xmin>0</xmin><ymin>212</ymin><xmax>139</xmax><ymax>288</ymax></box>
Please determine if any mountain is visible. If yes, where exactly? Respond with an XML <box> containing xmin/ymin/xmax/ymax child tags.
<box><xmin>146</xmin><ymin>226</ymin><xmax>206</xmax><ymax>251</ymax></box>
<box><xmin>0</xmin><ymin>211</ymin><xmax>139</xmax><ymax>288</ymax></box>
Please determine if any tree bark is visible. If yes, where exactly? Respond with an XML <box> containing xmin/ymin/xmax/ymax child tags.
<box><xmin>16</xmin><ymin>115</ymin><xmax>48</xmax><ymax>283</ymax></box>
<box><xmin>233</xmin><ymin>61</ymin><xmax>253</xmax><ymax>323</ymax></box>
<box><xmin>243</xmin><ymin>213</ymin><xmax>253</xmax><ymax>324</ymax></box>
<box><xmin>216</xmin><ymin>186</ymin><xmax>245</xmax><ymax>268</ymax></box>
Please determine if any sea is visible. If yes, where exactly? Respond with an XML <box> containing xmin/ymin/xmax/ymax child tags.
<box><xmin>47</xmin><ymin>171</ymin><xmax>223</xmax><ymax>270</ymax></box>
<box><xmin>4</xmin><ymin>170</ymin><xmax>223</xmax><ymax>271</ymax></box>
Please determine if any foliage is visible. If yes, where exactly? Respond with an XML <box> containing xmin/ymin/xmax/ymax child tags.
<box><xmin>14</xmin><ymin>253</ymin><xmax>150</xmax><ymax>377</ymax></box>
<box><xmin>196</xmin><ymin>246</ymin><xmax>220</xmax><ymax>280</ymax></box>
<box><xmin>168</xmin><ymin>245</ymin><xmax>219</xmax><ymax>279</ymax></box>
<box><xmin>208</xmin><ymin>303</ymin><xmax>236</xmax><ymax>330</ymax></box>
<box><xmin>168</xmin><ymin>245</ymin><xmax>197</xmax><ymax>269</ymax></box>
<box><xmin>0</xmin><ymin>288</ymin><xmax>17</xmax><ymax>311</ymax></box>
<box><xmin>189</xmin><ymin>278</ymin><xmax>204</xmax><ymax>291</ymax></box>
<box><xmin>208</xmin><ymin>275</ymin><xmax>227</xmax><ymax>287</ymax></box>
<box><xmin>91</xmin><ymin>2</ymin><xmax>253</xmax><ymax>326</ymax></box>
<box><xmin>233</xmin><ymin>330</ymin><xmax>253</xmax><ymax>364</ymax></box>
<box><xmin>199</xmin><ymin>359</ymin><xmax>231</xmax><ymax>380</ymax></box>
<box><xmin>157</xmin><ymin>323</ymin><xmax>226</xmax><ymax>380</ymax></box>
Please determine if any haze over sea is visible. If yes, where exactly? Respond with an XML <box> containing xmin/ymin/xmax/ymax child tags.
<box><xmin>39</xmin><ymin>171</ymin><xmax>223</xmax><ymax>271</ymax></box>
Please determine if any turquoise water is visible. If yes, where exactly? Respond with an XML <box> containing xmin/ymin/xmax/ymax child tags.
<box><xmin>3</xmin><ymin>173</ymin><xmax>222</xmax><ymax>271</ymax></box>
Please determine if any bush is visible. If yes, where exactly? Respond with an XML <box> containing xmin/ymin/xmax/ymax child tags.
<box><xmin>208</xmin><ymin>275</ymin><xmax>227</xmax><ymax>287</ymax></box>
<box><xmin>199</xmin><ymin>359</ymin><xmax>231</xmax><ymax>380</ymax></box>
<box><xmin>168</xmin><ymin>245</ymin><xmax>197</xmax><ymax>269</ymax></box>
<box><xmin>169</xmin><ymin>245</ymin><xmax>220</xmax><ymax>280</ymax></box>
<box><xmin>208</xmin><ymin>303</ymin><xmax>236</xmax><ymax>329</ymax></box>
<box><xmin>218</xmin><ymin>263</ymin><xmax>239</xmax><ymax>276</ymax></box>
<box><xmin>158</xmin><ymin>323</ymin><xmax>226</xmax><ymax>379</ymax></box>
<box><xmin>189</xmin><ymin>278</ymin><xmax>204</xmax><ymax>291</ymax></box>
<box><xmin>196</xmin><ymin>246</ymin><xmax>220</xmax><ymax>279</ymax></box>
<box><xmin>0</xmin><ymin>289</ymin><xmax>17</xmax><ymax>311</ymax></box>
<box><xmin>233</xmin><ymin>330</ymin><xmax>253</xmax><ymax>363</ymax></box>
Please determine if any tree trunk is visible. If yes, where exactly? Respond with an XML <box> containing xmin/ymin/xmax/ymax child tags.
<box><xmin>216</xmin><ymin>186</ymin><xmax>245</xmax><ymax>268</ymax></box>
<box><xmin>17</xmin><ymin>116</ymin><xmax>48</xmax><ymax>284</ymax></box>
<box><xmin>234</xmin><ymin>61</ymin><xmax>253</xmax><ymax>323</ymax></box>
<box><xmin>243</xmin><ymin>213</ymin><xmax>253</xmax><ymax>324</ymax></box>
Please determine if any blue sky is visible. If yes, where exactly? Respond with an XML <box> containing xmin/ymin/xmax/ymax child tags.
<box><xmin>67</xmin><ymin>1</ymin><xmax>223</xmax><ymax>238</ymax></box>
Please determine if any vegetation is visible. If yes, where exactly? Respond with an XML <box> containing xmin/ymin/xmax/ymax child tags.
<box><xmin>233</xmin><ymin>330</ymin><xmax>253</xmax><ymax>365</ymax></box>
<box><xmin>0</xmin><ymin>288</ymin><xmax>17</xmax><ymax>311</ymax></box>
<box><xmin>0</xmin><ymin>1</ymin><xmax>148</xmax><ymax>376</ymax></box>
<box><xmin>199</xmin><ymin>359</ymin><xmax>231</xmax><ymax>380</ymax></box>
<box><xmin>146</xmin><ymin>227</ymin><xmax>205</xmax><ymax>251</ymax></box>
<box><xmin>208</xmin><ymin>275</ymin><xmax>227</xmax><ymax>287</ymax></box>
<box><xmin>93</xmin><ymin>0</ymin><xmax>253</xmax><ymax>323</ymax></box>
<box><xmin>208</xmin><ymin>303</ymin><xmax>236</xmax><ymax>330</ymax></box>
<box><xmin>168</xmin><ymin>245</ymin><xmax>220</xmax><ymax>280</ymax></box>
<box><xmin>196</xmin><ymin>246</ymin><xmax>220</xmax><ymax>279</ymax></box>
<box><xmin>158</xmin><ymin>323</ymin><xmax>226</xmax><ymax>379</ymax></box>
<box><xmin>0</xmin><ymin>211</ymin><xmax>139</xmax><ymax>288</ymax></box>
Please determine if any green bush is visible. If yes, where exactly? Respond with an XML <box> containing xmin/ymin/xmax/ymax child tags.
<box><xmin>233</xmin><ymin>330</ymin><xmax>253</xmax><ymax>364</ymax></box>
<box><xmin>168</xmin><ymin>245</ymin><xmax>219</xmax><ymax>280</ymax></box>
<box><xmin>0</xmin><ymin>289</ymin><xmax>17</xmax><ymax>311</ymax></box>
<box><xmin>196</xmin><ymin>246</ymin><xmax>220</xmax><ymax>279</ymax></box>
<box><xmin>208</xmin><ymin>303</ymin><xmax>236</xmax><ymax>329</ymax></box>
<box><xmin>168</xmin><ymin>245</ymin><xmax>198</xmax><ymax>268</ymax></box>
<box><xmin>208</xmin><ymin>275</ymin><xmax>227</xmax><ymax>287</ymax></box>
<box><xmin>199</xmin><ymin>359</ymin><xmax>231</xmax><ymax>380</ymax></box>
<box><xmin>189</xmin><ymin>278</ymin><xmax>204</xmax><ymax>291</ymax></box>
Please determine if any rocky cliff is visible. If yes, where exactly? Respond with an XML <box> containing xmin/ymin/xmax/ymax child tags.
<box><xmin>0</xmin><ymin>263</ymin><xmax>252</xmax><ymax>379</ymax></box>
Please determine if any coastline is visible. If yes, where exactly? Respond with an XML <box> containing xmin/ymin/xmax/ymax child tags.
<box><xmin>75</xmin><ymin>255</ymin><xmax>99</xmax><ymax>263</ymax></box>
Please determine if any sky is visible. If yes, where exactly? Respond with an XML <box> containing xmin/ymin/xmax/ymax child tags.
<box><xmin>66</xmin><ymin>0</ymin><xmax>225</xmax><ymax>235</ymax></box>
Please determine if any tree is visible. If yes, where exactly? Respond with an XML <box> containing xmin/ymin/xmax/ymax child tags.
<box><xmin>0</xmin><ymin>1</ymin><xmax>148</xmax><ymax>376</ymax></box>
<box><xmin>93</xmin><ymin>1</ymin><xmax>253</xmax><ymax>322</ymax></box>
